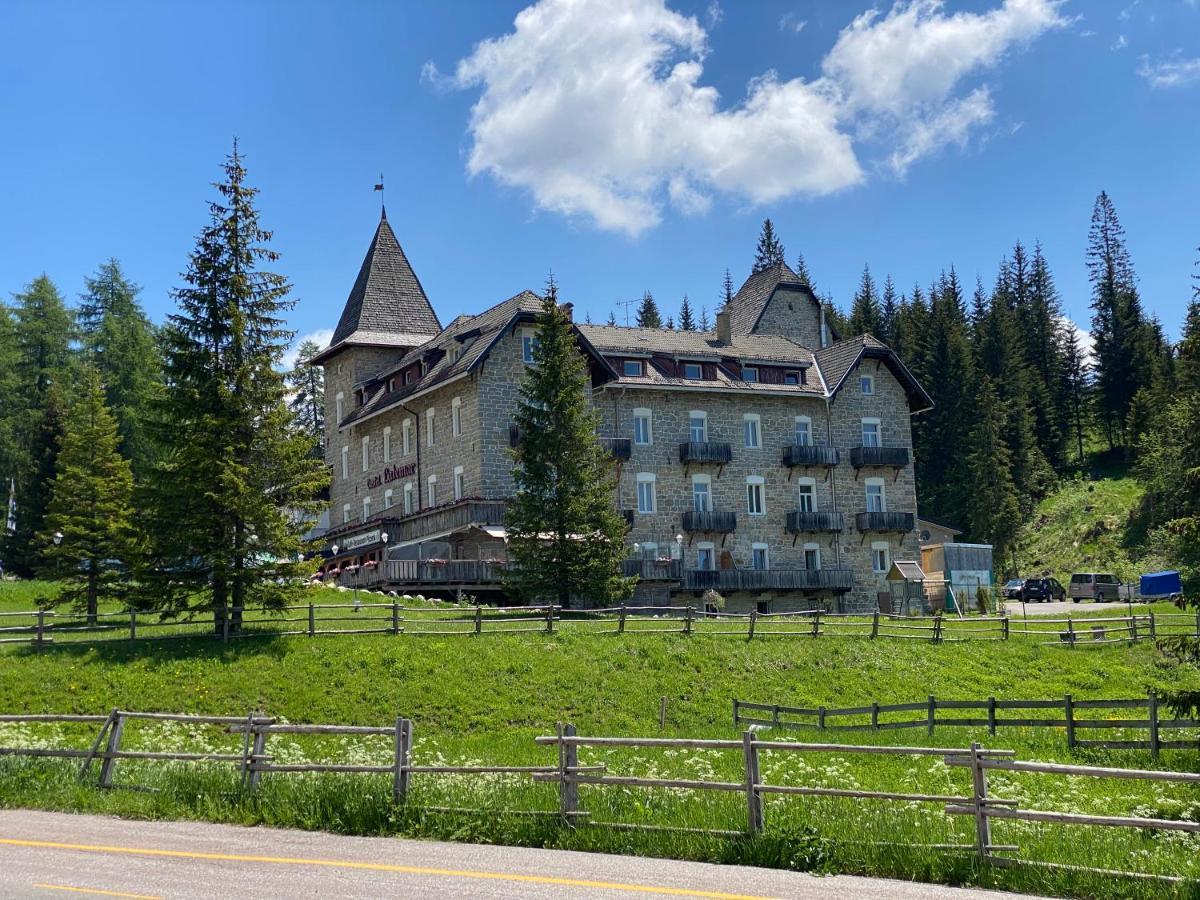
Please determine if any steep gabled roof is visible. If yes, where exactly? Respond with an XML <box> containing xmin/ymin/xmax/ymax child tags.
<box><xmin>814</xmin><ymin>334</ymin><xmax>933</xmax><ymax>413</ymax></box>
<box><xmin>725</xmin><ymin>262</ymin><xmax>822</xmax><ymax>336</ymax></box>
<box><xmin>313</xmin><ymin>211</ymin><xmax>442</xmax><ymax>364</ymax></box>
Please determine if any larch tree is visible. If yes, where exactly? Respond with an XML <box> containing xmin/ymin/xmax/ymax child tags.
<box><xmin>678</xmin><ymin>294</ymin><xmax>696</xmax><ymax>331</ymax></box>
<box><xmin>635</xmin><ymin>291</ymin><xmax>663</xmax><ymax>328</ymax></box>
<box><xmin>751</xmin><ymin>219</ymin><xmax>785</xmax><ymax>274</ymax></box>
<box><xmin>505</xmin><ymin>281</ymin><xmax>634</xmax><ymax>607</ymax></box>
<box><xmin>143</xmin><ymin>144</ymin><xmax>328</xmax><ymax>634</ymax></box>
<box><xmin>38</xmin><ymin>366</ymin><xmax>141</xmax><ymax>625</ymax></box>
<box><xmin>287</xmin><ymin>339</ymin><xmax>326</xmax><ymax>457</ymax></box>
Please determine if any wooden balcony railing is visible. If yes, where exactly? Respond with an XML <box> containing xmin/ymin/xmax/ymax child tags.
<box><xmin>681</xmin><ymin>510</ymin><xmax>737</xmax><ymax>533</ymax></box>
<box><xmin>785</xmin><ymin>511</ymin><xmax>845</xmax><ymax>533</ymax></box>
<box><xmin>621</xmin><ymin>558</ymin><xmax>684</xmax><ymax>580</ymax></box>
<box><xmin>601</xmin><ymin>437</ymin><xmax>632</xmax><ymax>460</ymax></box>
<box><xmin>683</xmin><ymin>567</ymin><xmax>854</xmax><ymax>592</ymax></box>
<box><xmin>781</xmin><ymin>445</ymin><xmax>840</xmax><ymax>467</ymax></box>
<box><xmin>849</xmin><ymin>446</ymin><xmax>910</xmax><ymax>468</ymax></box>
<box><xmin>854</xmin><ymin>511</ymin><xmax>915</xmax><ymax>533</ymax></box>
<box><xmin>678</xmin><ymin>442</ymin><xmax>733</xmax><ymax>465</ymax></box>
<box><xmin>386</xmin><ymin>559</ymin><xmax>507</xmax><ymax>584</ymax></box>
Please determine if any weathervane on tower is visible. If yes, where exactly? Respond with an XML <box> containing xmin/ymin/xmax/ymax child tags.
<box><xmin>373</xmin><ymin>172</ymin><xmax>385</xmax><ymax>216</ymax></box>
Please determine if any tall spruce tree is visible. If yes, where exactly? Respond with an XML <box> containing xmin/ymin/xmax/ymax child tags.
<box><xmin>0</xmin><ymin>307</ymin><xmax>21</xmax><ymax>534</ymax></box>
<box><xmin>287</xmin><ymin>339</ymin><xmax>326</xmax><ymax>457</ymax></box>
<box><xmin>635</xmin><ymin>291</ymin><xmax>663</xmax><ymax>328</ymax></box>
<box><xmin>8</xmin><ymin>385</ymin><xmax>67</xmax><ymax>575</ymax></box>
<box><xmin>678</xmin><ymin>294</ymin><xmax>696</xmax><ymax>331</ymax></box>
<box><xmin>699</xmin><ymin>304</ymin><xmax>711</xmax><ymax>331</ymax></box>
<box><xmin>879</xmin><ymin>274</ymin><xmax>899</xmax><ymax>345</ymax></box>
<box><xmin>505</xmin><ymin>281</ymin><xmax>634</xmax><ymax>607</ymax></box>
<box><xmin>38</xmin><ymin>367</ymin><xmax>141</xmax><ymax>624</ymax></box>
<box><xmin>1060</xmin><ymin>323</ymin><xmax>1092</xmax><ymax>464</ymax></box>
<box><xmin>751</xmin><ymin>219</ymin><xmax>785</xmax><ymax>274</ymax></box>
<box><xmin>720</xmin><ymin>269</ymin><xmax>735</xmax><ymax>308</ymax></box>
<box><xmin>795</xmin><ymin>253</ymin><xmax>814</xmax><ymax>290</ymax></box>
<box><xmin>963</xmin><ymin>376</ymin><xmax>1021</xmax><ymax>562</ymax></box>
<box><xmin>847</xmin><ymin>265</ymin><xmax>882</xmax><ymax>336</ymax></box>
<box><xmin>78</xmin><ymin>259</ymin><xmax>160</xmax><ymax>476</ymax></box>
<box><xmin>144</xmin><ymin>145</ymin><xmax>327</xmax><ymax>633</ymax></box>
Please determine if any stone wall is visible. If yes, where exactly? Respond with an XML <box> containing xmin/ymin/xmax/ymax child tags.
<box><xmin>750</xmin><ymin>286</ymin><xmax>823</xmax><ymax>348</ymax></box>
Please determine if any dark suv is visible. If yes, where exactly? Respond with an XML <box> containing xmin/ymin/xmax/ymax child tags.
<box><xmin>1021</xmin><ymin>577</ymin><xmax>1066</xmax><ymax>603</ymax></box>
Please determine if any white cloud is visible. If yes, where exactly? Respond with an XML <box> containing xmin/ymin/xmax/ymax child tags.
<box><xmin>1138</xmin><ymin>53</ymin><xmax>1200</xmax><ymax>88</ymax></box>
<box><xmin>1060</xmin><ymin>316</ymin><xmax>1094</xmax><ymax>361</ymax></box>
<box><xmin>1111</xmin><ymin>33</ymin><xmax>1128</xmax><ymax>50</ymax></box>
<box><xmin>436</xmin><ymin>0</ymin><xmax>1065</xmax><ymax>235</ymax></box>
<box><xmin>779</xmin><ymin>12</ymin><xmax>807</xmax><ymax>34</ymax></box>
<box><xmin>283</xmin><ymin>329</ymin><xmax>334</xmax><ymax>370</ymax></box>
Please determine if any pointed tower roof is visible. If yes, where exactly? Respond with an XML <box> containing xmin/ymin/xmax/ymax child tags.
<box><xmin>313</xmin><ymin>211</ymin><xmax>442</xmax><ymax>364</ymax></box>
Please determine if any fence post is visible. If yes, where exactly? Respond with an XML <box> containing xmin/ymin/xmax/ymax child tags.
<box><xmin>98</xmin><ymin>712</ymin><xmax>125</xmax><ymax>788</ymax></box>
<box><xmin>222</xmin><ymin>608</ymin><xmax>230</xmax><ymax>644</ymax></box>
<box><xmin>474</xmin><ymin>606</ymin><xmax>483</xmax><ymax>635</ymax></box>
<box><xmin>927</xmin><ymin>695</ymin><xmax>936</xmax><ymax>736</ymax></box>
<box><xmin>987</xmin><ymin>697</ymin><xmax>997</xmax><ymax>736</ymax></box>
<box><xmin>1149</xmin><ymin>611</ymin><xmax>1157</xmax><ymax>639</ymax></box>
<box><xmin>557</xmin><ymin>722</ymin><xmax>579</xmax><ymax>826</ymax></box>
<box><xmin>1064</xmin><ymin>694</ymin><xmax>1076</xmax><ymax>750</ymax></box>
<box><xmin>747</xmin><ymin>609</ymin><xmax>757</xmax><ymax>641</ymax></box>
<box><xmin>392</xmin><ymin>601</ymin><xmax>400</xmax><ymax>635</ymax></box>
<box><xmin>932</xmin><ymin>614</ymin><xmax>942</xmax><ymax>644</ymax></box>
<box><xmin>742</xmin><ymin>731</ymin><xmax>764</xmax><ymax>834</ymax></box>
<box><xmin>128</xmin><ymin>610</ymin><xmax>137</xmax><ymax>644</ymax></box>
<box><xmin>1129</xmin><ymin>614</ymin><xmax>1138</xmax><ymax>643</ymax></box>
<box><xmin>35</xmin><ymin>609</ymin><xmax>45</xmax><ymax>652</ymax></box>
<box><xmin>239</xmin><ymin>710</ymin><xmax>255</xmax><ymax>787</ymax></box>
<box><xmin>1067</xmin><ymin>616</ymin><xmax>1076</xmax><ymax>648</ymax></box>
<box><xmin>1149</xmin><ymin>690</ymin><xmax>1161</xmax><ymax>760</ymax></box>
<box><xmin>772</xmin><ymin>704</ymin><xmax>780</xmax><ymax>728</ymax></box>
<box><xmin>659</xmin><ymin>696</ymin><xmax>668</xmax><ymax>730</ymax></box>
<box><xmin>968</xmin><ymin>742</ymin><xmax>992</xmax><ymax>860</ymax></box>
<box><xmin>79</xmin><ymin>708</ymin><xmax>117</xmax><ymax>781</ymax></box>
<box><xmin>818</xmin><ymin>706</ymin><xmax>826</xmax><ymax>730</ymax></box>
<box><xmin>871</xmin><ymin>609</ymin><xmax>879</xmax><ymax>639</ymax></box>
<box><xmin>248</xmin><ymin>719</ymin><xmax>268</xmax><ymax>790</ymax></box>
<box><xmin>618</xmin><ymin>605</ymin><xmax>627</xmax><ymax>634</ymax></box>
<box><xmin>1001</xmin><ymin>616</ymin><xmax>1010</xmax><ymax>641</ymax></box>
<box><xmin>732</xmin><ymin>698</ymin><xmax>739</xmax><ymax>727</ymax></box>
<box><xmin>393</xmin><ymin>717</ymin><xmax>412</xmax><ymax>804</ymax></box>
<box><xmin>684</xmin><ymin>605</ymin><xmax>693</xmax><ymax>635</ymax></box>
<box><xmin>871</xmin><ymin>702</ymin><xmax>879</xmax><ymax>730</ymax></box>
<box><xmin>1195</xmin><ymin>608</ymin><xmax>1200</xmax><ymax>639</ymax></box>
<box><xmin>546</xmin><ymin>605</ymin><xmax>556</xmax><ymax>634</ymax></box>
<box><xmin>811</xmin><ymin>608</ymin><xmax>821</xmax><ymax>639</ymax></box>
<box><xmin>308</xmin><ymin>603</ymin><xmax>316</xmax><ymax>637</ymax></box>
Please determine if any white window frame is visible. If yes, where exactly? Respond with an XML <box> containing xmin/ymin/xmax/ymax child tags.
<box><xmin>866</xmin><ymin>477</ymin><xmax>887</xmax><ymax>513</ymax></box>
<box><xmin>453</xmin><ymin>465</ymin><xmax>464</xmax><ymax>501</ymax></box>
<box><xmin>342</xmin><ymin>503</ymin><xmax>351</xmax><ymax>524</ymax></box>
<box><xmin>803</xmin><ymin>542</ymin><xmax>822</xmax><ymax>571</ymax></box>
<box><xmin>861</xmin><ymin>417</ymin><xmax>881</xmax><ymax>448</ymax></box>
<box><xmin>691</xmin><ymin>474</ymin><xmax>712</xmax><ymax>513</ymax></box>
<box><xmin>522</xmin><ymin>329</ymin><xmax>540</xmax><ymax>364</ymax></box>
<box><xmin>426</xmin><ymin>408</ymin><xmax>435</xmax><ymax>447</ymax></box>
<box><xmin>861</xmin><ymin>374</ymin><xmax>875</xmax><ymax>395</ymax></box>
<box><xmin>794</xmin><ymin>416</ymin><xmax>812</xmax><ymax>446</ymax></box>
<box><xmin>633</xmin><ymin>408</ymin><xmax>653</xmax><ymax>446</ymax></box>
<box><xmin>872</xmin><ymin>541</ymin><xmax>890</xmax><ymax>574</ymax></box>
<box><xmin>335</xmin><ymin>392</ymin><xmax>344</xmax><ymax>424</ymax></box>
<box><xmin>403</xmin><ymin>482</ymin><xmax>414</xmax><ymax>515</ymax></box>
<box><xmin>636</xmin><ymin>473</ymin><xmax>657</xmax><ymax>514</ymax></box>
<box><xmin>742</xmin><ymin>366</ymin><xmax>758</xmax><ymax>383</ymax></box>
<box><xmin>682</xmin><ymin>362</ymin><xmax>703</xmax><ymax>380</ymax></box>
<box><xmin>743</xmin><ymin>413</ymin><xmax>761</xmax><ymax>449</ymax></box>
<box><xmin>623</xmin><ymin>359</ymin><xmax>644</xmax><ymax>377</ymax></box>
<box><xmin>751</xmin><ymin>543</ymin><xmax>769</xmax><ymax>571</ymax></box>
<box><xmin>696</xmin><ymin>542</ymin><xmax>716</xmax><ymax>571</ymax></box>
<box><xmin>362</xmin><ymin>495</ymin><xmax>372</xmax><ymax>521</ymax></box>
<box><xmin>797</xmin><ymin>477</ymin><xmax>817</xmax><ymax>512</ymax></box>
<box><xmin>451</xmin><ymin>397</ymin><xmax>462</xmax><ymax>437</ymax></box>
<box><xmin>426</xmin><ymin>474</ymin><xmax>437</xmax><ymax>507</ymax></box>
<box><xmin>688</xmin><ymin>410</ymin><xmax>708</xmax><ymax>443</ymax></box>
<box><xmin>340</xmin><ymin>445</ymin><xmax>349</xmax><ymax>480</ymax></box>
<box><xmin>383</xmin><ymin>426</ymin><xmax>392</xmax><ymax>463</ymax></box>
<box><xmin>384</xmin><ymin>488</ymin><xmax>394</xmax><ymax>509</ymax></box>
<box><xmin>361</xmin><ymin>435</ymin><xmax>370</xmax><ymax>472</ymax></box>
<box><xmin>784</xmin><ymin>370</ymin><xmax>801</xmax><ymax>385</ymax></box>
<box><xmin>402</xmin><ymin>418</ymin><xmax>413</xmax><ymax>456</ymax></box>
<box><xmin>746</xmin><ymin>475</ymin><xmax>766</xmax><ymax>517</ymax></box>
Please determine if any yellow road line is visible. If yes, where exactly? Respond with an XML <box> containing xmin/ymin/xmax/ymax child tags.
<box><xmin>4</xmin><ymin>838</ymin><xmax>780</xmax><ymax>900</ymax></box>
<box><xmin>33</xmin><ymin>885</ymin><xmax>162</xmax><ymax>900</ymax></box>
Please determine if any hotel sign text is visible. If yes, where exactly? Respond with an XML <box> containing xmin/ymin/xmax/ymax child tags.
<box><xmin>366</xmin><ymin>462</ymin><xmax>417</xmax><ymax>490</ymax></box>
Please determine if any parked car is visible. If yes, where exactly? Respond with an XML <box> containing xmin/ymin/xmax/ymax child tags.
<box><xmin>1068</xmin><ymin>572</ymin><xmax>1121</xmax><ymax>603</ymax></box>
<box><xmin>1021</xmin><ymin>577</ymin><xmax>1065</xmax><ymax>603</ymax></box>
<box><xmin>1002</xmin><ymin>578</ymin><xmax>1025</xmax><ymax>601</ymax></box>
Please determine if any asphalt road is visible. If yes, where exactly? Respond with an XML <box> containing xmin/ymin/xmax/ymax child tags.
<box><xmin>0</xmin><ymin>810</ymin><xmax>1041</xmax><ymax>900</ymax></box>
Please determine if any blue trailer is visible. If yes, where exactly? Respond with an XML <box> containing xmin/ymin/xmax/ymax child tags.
<box><xmin>1139</xmin><ymin>570</ymin><xmax>1183</xmax><ymax>600</ymax></box>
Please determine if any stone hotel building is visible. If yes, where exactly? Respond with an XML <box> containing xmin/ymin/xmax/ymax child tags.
<box><xmin>313</xmin><ymin>213</ymin><xmax>933</xmax><ymax>611</ymax></box>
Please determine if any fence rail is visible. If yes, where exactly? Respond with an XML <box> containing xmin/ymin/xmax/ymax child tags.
<box><xmin>734</xmin><ymin>690</ymin><xmax>1200</xmax><ymax>757</ymax></box>
<box><xmin>0</xmin><ymin>603</ymin><xmax>1183</xmax><ymax>651</ymax></box>
<box><xmin>4</xmin><ymin>708</ymin><xmax>1198</xmax><ymax>884</ymax></box>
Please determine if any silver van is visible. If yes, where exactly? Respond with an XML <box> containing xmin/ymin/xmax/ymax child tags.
<box><xmin>1068</xmin><ymin>572</ymin><xmax>1121</xmax><ymax>602</ymax></box>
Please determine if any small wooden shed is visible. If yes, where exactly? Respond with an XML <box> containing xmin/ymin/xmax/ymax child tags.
<box><xmin>886</xmin><ymin>560</ymin><xmax>927</xmax><ymax>615</ymax></box>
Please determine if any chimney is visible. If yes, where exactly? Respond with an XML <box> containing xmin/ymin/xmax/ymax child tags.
<box><xmin>715</xmin><ymin>309</ymin><xmax>732</xmax><ymax>345</ymax></box>
<box><xmin>559</xmin><ymin>302</ymin><xmax>574</xmax><ymax>322</ymax></box>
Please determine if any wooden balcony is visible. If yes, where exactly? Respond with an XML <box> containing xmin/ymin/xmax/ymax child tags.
<box><xmin>393</xmin><ymin>499</ymin><xmax>507</xmax><ymax>543</ymax></box>
<box><xmin>785</xmin><ymin>511</ymin><xmax>845</xmax><ymax>533</ymax></box>
<box><xmin>601</xmin><ymin>437</ymin><xmax>632</xmax><ymax>460</ymax></box>
<box><xmin>385</xmin><ymin>559</ymin><xmax>507</xmax><ymax>584</ymax></box>
<box><xmin>683</xmin><ymin>567</ymin><xmax>853</xmax><ymax>592</ymax></box>
<box><xmin>681</xmin><ymin>510</ymin><xmax>737</xmax><ymax>533</ymax></box>
<box><xmin>849</xmin><ymin>446</ymin><xmax>910</xmax><ymax>468</ymax></box>
<box><xmin>622</xmin><ymin>558</ymin><xmax>684</xmax><ymax>580</ymax></box>
<box><xmin>678</xmin><ymin>442</ymin><xmax>733</xmax><ymax>465</ymax></box>
<box><xmin>855</xmin><ymin>511</ymin><xmax>915</xmax><ymax>533</ymax></box>
<box><xmin>781</xmin><ymin>445</ymin><xmax>840</xmax><ymax>467</ymax></box>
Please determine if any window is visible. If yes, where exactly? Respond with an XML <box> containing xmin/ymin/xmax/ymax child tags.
<box><xmin>742</xmin><ymin>366</ymin><xmax>758</xmax><ymax>382</ymax></box>
<box><xmin>861</xmin><ymin>418</ymin><xmax>881</xmax><ymax>447</ymax></box>
<box><xmin>451</xmin><ymin>397</ymin><xmax>462</xmax><ymax>437</ymax></box>
<box><xmin>522</xmin><ymin>329</ymin><xmax>540</xmax><ymax>364</ymax></box>
<box><xmin>426</xmin><ymin>474</ymin><xmax>437</xmax><ymax>507</ymax></box>
<box><xmin>804</xmin><ymin>543</ymin><xmax>821</xmax><ymax>570</ymax></box>
<box><xmin>861</xmin><ymin>374</ymin><xmax>875</xmax><ymax>395</ymax></box>
<box><xmin>682</xmin><ymin>362</ymin><xmax>703</xmax><ymax>380</ymax></box>
<box><xmin>872</xmin><ymin>541</ymin><xmax>890</xmax><ymax>574</ymax></box>
<box><xmin>402</xmin><ymin>419</ymin><xmax>413</xmax><ymax>456</ymax></box>
<box><xmin>691</xmin><ymin>475</ymin><xmax>712</xmax><ymax>512</ymax></box>
<box><xmin>633</xmin><ymin>408</ymin><xmax>653</xmax><ymax>445</ymax></box>
<box><xmin>362</xmin><ymin>496</ymin><xmax>372</xmax><ymax>520</ymax></box>
<box><xmin>384</xmin><ymin>488</ymin><xmax>394</xmax><ymax>509</ymax></box>
<box><xmin>453</xmin><ymin>466</ymin><xmax>464</xmax><ymax>501</ymax></box>
<box><xmin>636</xmin><ymin>473</ymin><xmax>657</xmax><ymax>514</ymax></box>
<box><xmin>340</xmin><ymin>445</ymin><xmax>349</xmax><ymax>480</ymax></box>
<box><xmin>388</xmin><ymin>377</ymin><xmax>397</xmax><ymax>393</ymax></box>
<box><xmin>426</xmin><ymin>408</ymin><xmax>435</xmax><ymax>447</ymax></box>
<box><xmin>797</xmin><ymin>478</ymin><xmax>817</xmax><ymax>512</ymax></box>
<box><xmin>335</xmin><ymin>392</ymin><xmax>344</xmax><ymax>423</ymax></box>
<box><xmin>752</xmin><ymin>544</ymin><xmax>769</xmax><ymax>570</ymax></box>
<box><xmin>361</xmin><ymin>436</ymin><xmax>370</xmax><ymax>472</ymax></box>
<box><xmin>746</xmin><ymin>476</ymin><xmax>765</xmax><ymax>516</ymax></box>
<box><xmin>688</xmin><ymin>411</ymin><xmax>707</xmax><ymax>443</ymax></box>
<box><xmin>866</xmin><ymin>478</ymin><xmax>886</xmax><ymax>512</ymax></box>
<box><xmin>342</xmin><ymin>503</ymin><xmax>351</xmax><ymax>524</ymax></box>
<box><xmin>794</xmin><ymin>416</ymin><xmax>812</xmax><ymax>446</ymax></box>
<box><xmin>623</xmin><ymin>359</ymin><xmax>644</xmax><ymax>377</ymax></box>
<box><xmin>743</xmin><ymin>413</ymin><xmax>761</xmax><ymax>449</ymax></box>
<box><xmin>784</xmin><ymin>370</ymin><xmax>802</xmax><ymax>385</ymax></box>
<box><xmin>383</xmin><ymin>427</ymin><xmax>392</xmax><ymax>463</ymax></box>
<box><xmin>404</xmin><ymin>369</ymin><xmax>415</xmax><ymax>385</ymax></box>
<box><xmin>403</xmin><ymin>482</ymin><xmax>414</xmax><ymax>515</ymax></box>
<box><xmin>697</xmin><ymin>543</ymin><xmax>715</xmax><ymax>571</ymax></box>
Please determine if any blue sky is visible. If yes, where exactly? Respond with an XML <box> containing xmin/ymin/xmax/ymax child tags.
<box><xmin>2</xmin><ymin>0</ymin><xmax>1198</xmax><ymax>358</ymax></box>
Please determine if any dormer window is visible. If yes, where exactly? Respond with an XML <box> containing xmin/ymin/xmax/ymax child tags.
<box><xmin>861</xmin><ymin>374</ymin><xmax>875</xmax><ymax>395</ymax></box>
<box><xmin>623</xmin><ymin>359</ymin><xmax>644</xmax><ymax>377</ymax></box>
<box><xmin>404</xmin><ymin>370</ymin><xmax>415</xmax><ymax>385</ymax></box>
<box><xmin>682</xmin><ymin>362</ymin><xmax>703</xmax><ymax>380</ymax></box>
<box><xmin>784</xmin><ymin>370</ymin><xmax>804</xmax><ymax>386</ymax></box>
<box><xmin>742</xmin><ymin>366</ymin><xmax>758</xmax><ymax>382</ymax></box>
<box><xmin>387</xmin><ymin>378</ymin><xmax>397</xmax><ymax>393</ymax></box>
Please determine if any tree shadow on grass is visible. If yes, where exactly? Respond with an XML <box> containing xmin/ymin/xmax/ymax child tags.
<box><xmin>8</xmin><ymin>629</ymin><xmax>301</xmax><ymax>665</ymax></box>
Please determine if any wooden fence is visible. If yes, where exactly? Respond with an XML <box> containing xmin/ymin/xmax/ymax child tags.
<box><xmin>0</xmin><ymin>603</ymin><xmax>1192</xmax><ymax>651</ymax></box>
<box><xmin>734</xmin><ymin>691</ymin><xmax>1200</xmax><ymax>757</ymax></box>
<box><xmin>4</xmin><ymin>709</ymin><xmax>1200</xmax><ymax>883</ymax></box>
